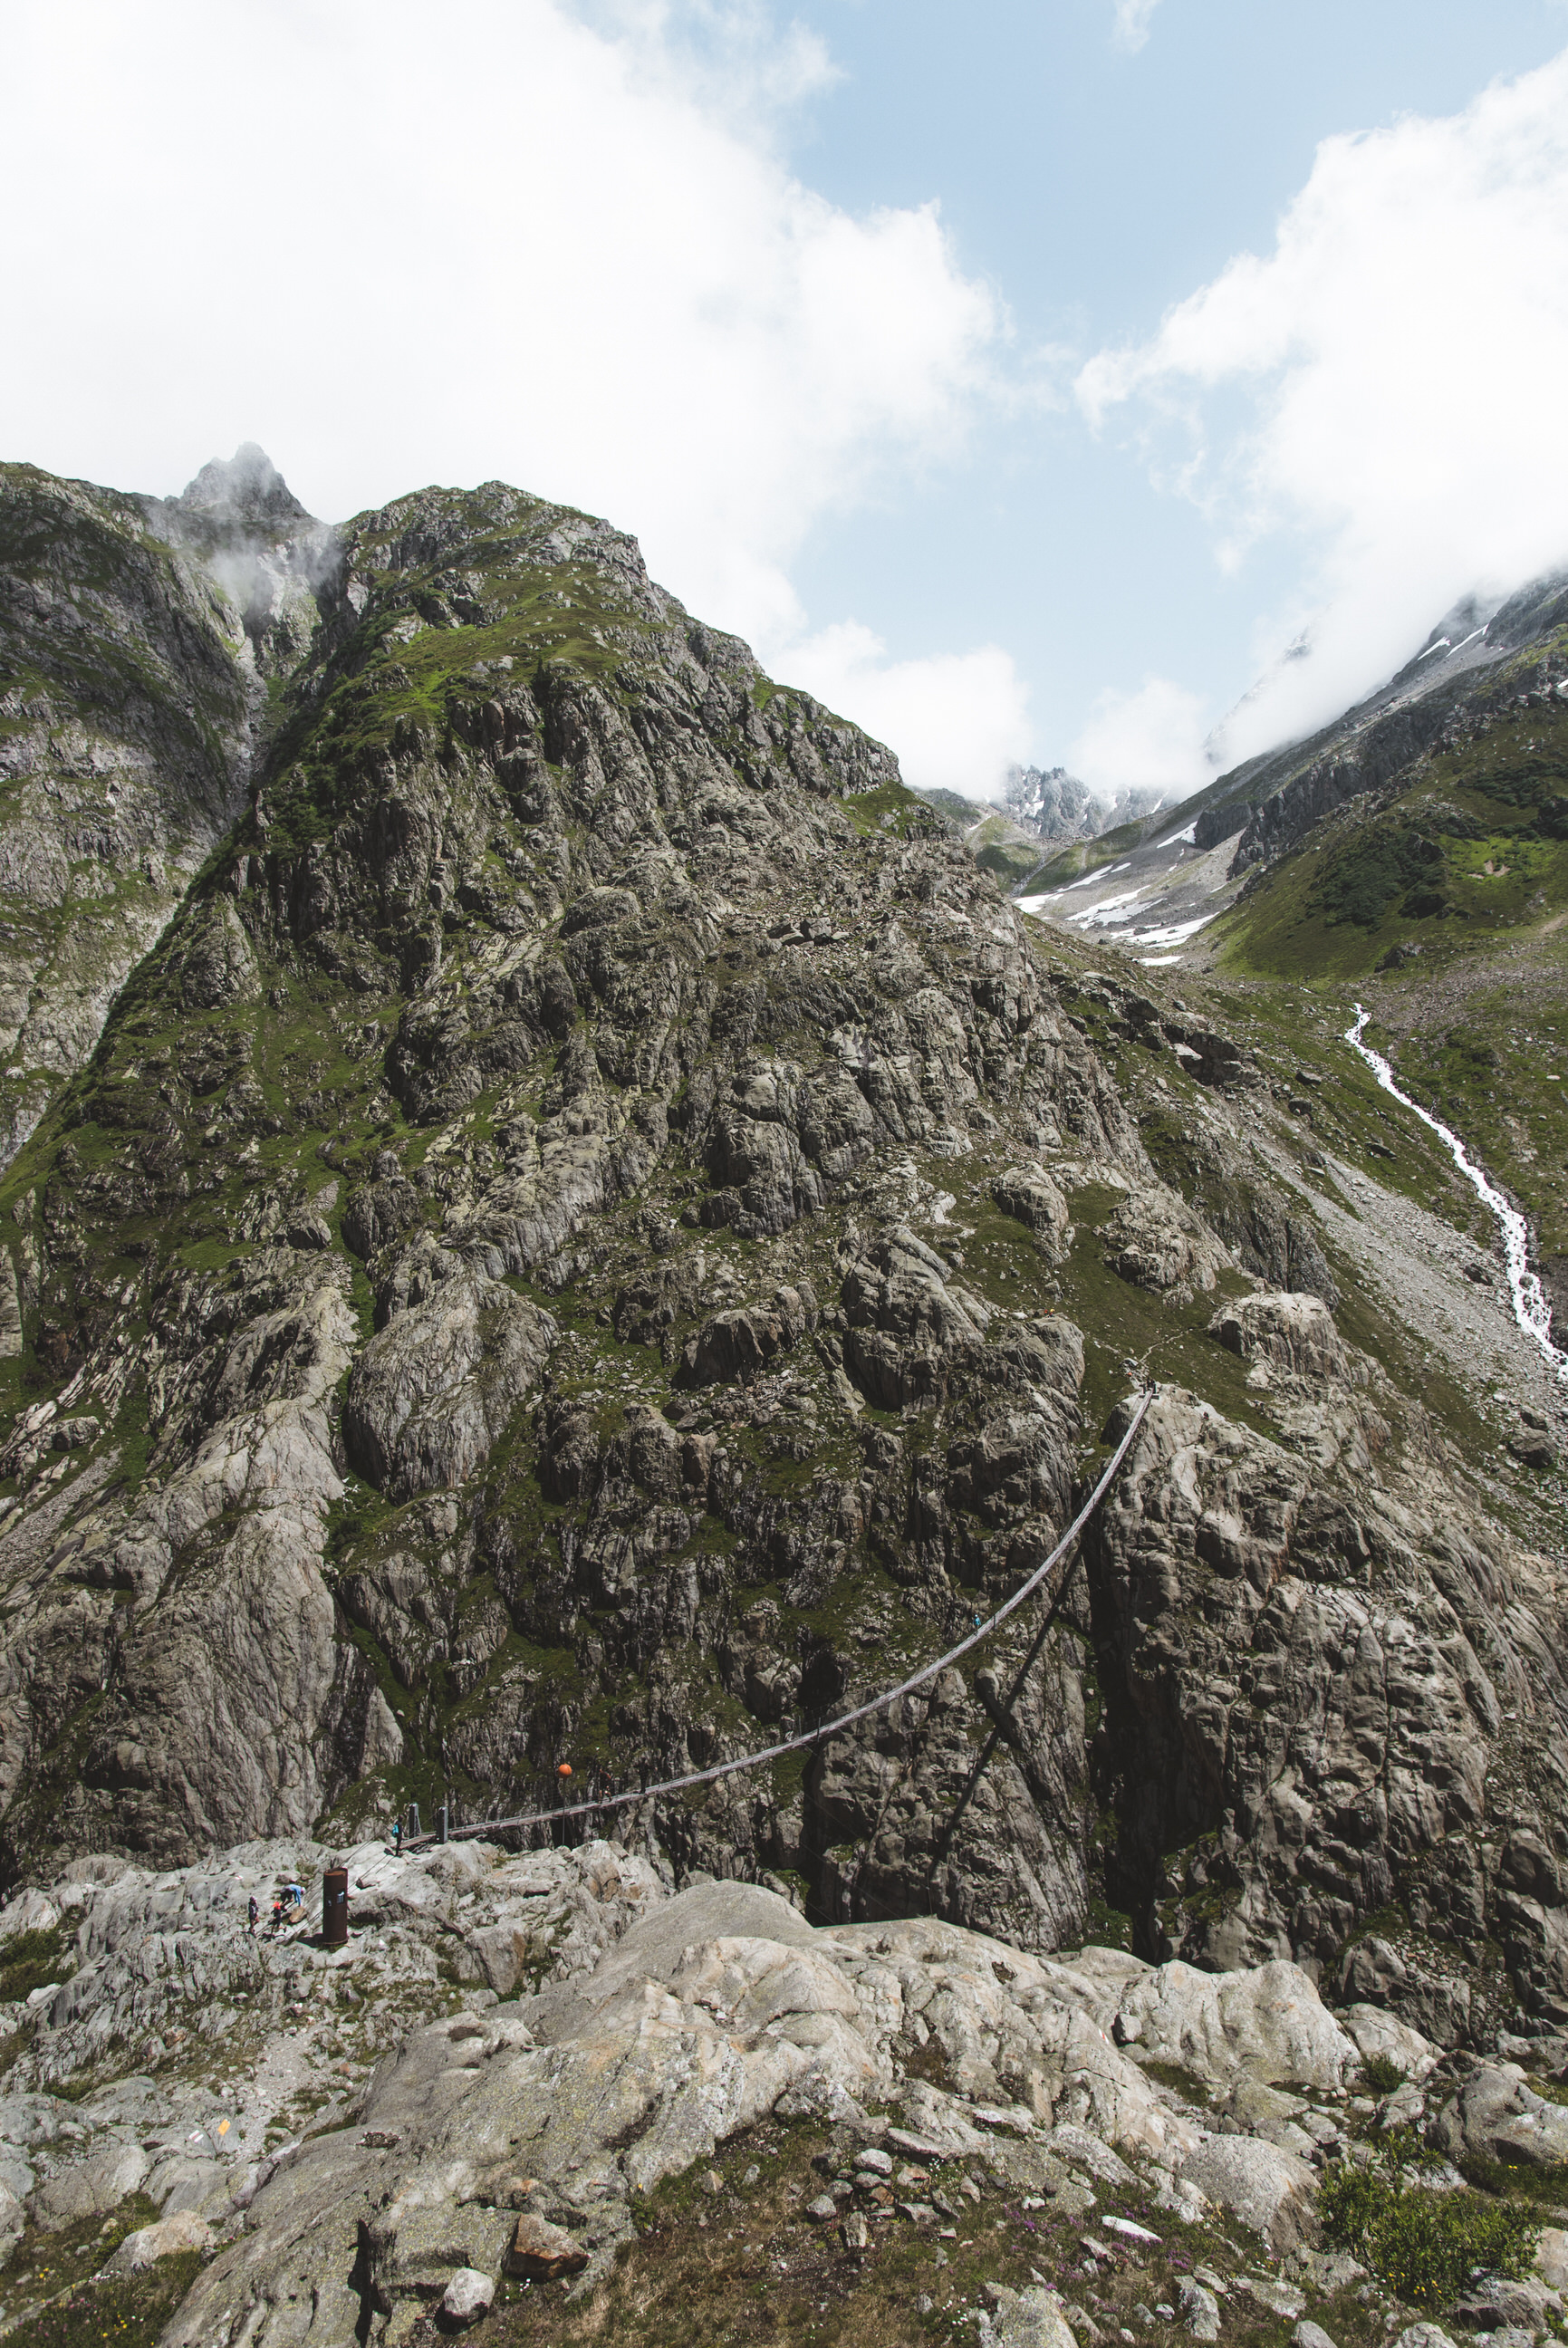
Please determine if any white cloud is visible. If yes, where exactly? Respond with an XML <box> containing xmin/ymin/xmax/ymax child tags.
<box><xmin>1065</xmin><ymin>677</ymin><xmax>1207</xmax><ymax>802</ymax></box>
<box><xmin>779</xmin><ymin>621</ymin><xmax>1032</xmax><ymax>801</ymax></box>
<box><xmin>577</xmin><ymin>0</ymin><xmax>841</xmax><ymax>122</ymax></box>
<box><xmin>0</xmin><ymin>0</ymin><xmax>1015</xmax><ymax>758</ymax></box>
<box><xmin>1111</xmin><ymin>0</ymin><xmax>1162</xmax><ymax>54</ymax></box>
<box><xmin>1077</xmin><ymin>48</ymin><xmax>1568</xmax><ymax>765</ymax></box>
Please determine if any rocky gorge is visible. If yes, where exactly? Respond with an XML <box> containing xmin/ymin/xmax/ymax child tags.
<box><xmin>0</xmin><ymin>449</ymin><xmax>1564</xmax><ymax>2343</ymax></box>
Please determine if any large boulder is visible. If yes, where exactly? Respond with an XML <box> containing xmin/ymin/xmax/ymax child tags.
<box><xmin>440</xmin><ymin>2266</ymin><xmax>497</xmax><ymax>2324</ymax></box>
<box><xmin>104</xmin><ymin>2208</ymin><xmax>214</xmax><ymax>2274</ymax></box>
<box><xmin>31</xmin><ymin>2137</ymin><xmax>149</xmax><ymax>2228</ymax></box>
<box><xmin>841</xmin><ymin>1226</ymin><xmax>992</xmax><ymax>1407</ymax></box>
<box><xmin>678</xmin><ymin>1283</ymin><xmax>818</xmax><ymax>1385</ymax></box>
<box><xmin>461</xmin><ymin>1843</ymin><xmax>666</xmax><ymax>1997</ymax></box>
<box><xmin>1179</xmin><ymin>2133</ymin><xmax>1321</xmax><ymax>2251</ymax></box>
<box><xmin>1339</xmin><ymin>2003</ymin><xmax>1439</xmax><ymax>2083</ymax></box>
<box><xmin>1101</xmin><ymin>1181</ymin><xmax>1228</xmax><ymax>1297</ymax></box>
<box><xmin>980</xmin><ymin>2284</ymin><xmax>1080</xmax><ymax>2348</ymax></box>
<box><xmin>1447</xmin><ymin>2274</ymin><xmax>1564</xmax><ymax>2334</ymax></box>
<box><xmin>827</xmin><ymin>1915</ymin><xmax>1199</xmax><ymax>2164</ymax></box>
<box><xmin>0</xmin><ymin>2180</ymin><xmax>21</xmax><ymax>2263</ymax></box>
<box><xmin>1337</xmin><ymin>1938</ymin><xmax>1478</xmax><ymax>2048</ymax></box>
<box><xmin>993</xmin><ymin>1166</ymin><xmax>1072</xmax><ymax>1260</ymax></box>
<box><xmin>1104</xmin><ymin>1956</ymin><xmax>1358</xmax><ymax>2089</ymax></box>
<box><xmin>1180</xmin><ymin>2278</ymin><xmax>1222</xmax><ymax>2340</ymax></box>
<box><xmin>1209</xmin><ymin>1293</ymin><xmax>1348</xmax><ymax>1382</ymax></box>
<box><xmin>1536</xmin><ymin>2226</ymin><xmax>1568</xmax><ymax>2292</ymax></box>
<box><xmin>1034</xmin><ymin>1944</ymin><xmax>1357</xmax><ymax>2092</ymax></box>
<box><xmin>1431</xmin><ymin>2063</ymin><xmax>1568</xmax><ymax>2170</ymax></box>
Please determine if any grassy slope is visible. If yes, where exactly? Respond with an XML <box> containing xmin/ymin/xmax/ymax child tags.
<box><xmin>1209</xmin><ymin>696</ymin><xmax>1568</xmax><ymax>1275</ymax></box>
<box><xmin>1013</xmin><ymin>817</ymin><xmax>1160</xmax><ymax>894</ymax></box>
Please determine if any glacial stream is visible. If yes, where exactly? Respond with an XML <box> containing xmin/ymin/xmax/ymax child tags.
<box><xmin>1346</xmin><ymin>1006</ymin><xmax>1568</xmax><ymax>1385</ymax></box>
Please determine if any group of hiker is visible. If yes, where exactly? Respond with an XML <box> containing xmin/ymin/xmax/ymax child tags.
<box><xmin>245</xmin><ymin>1882</ymin><xmax>304</xmax><ymax>1938</ymax></box>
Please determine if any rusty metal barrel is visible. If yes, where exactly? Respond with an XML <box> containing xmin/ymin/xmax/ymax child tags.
<box><xmin>322</xmin><ymin>1865</ymin><xmax>349</xmax><ymax>1948</ymax></box>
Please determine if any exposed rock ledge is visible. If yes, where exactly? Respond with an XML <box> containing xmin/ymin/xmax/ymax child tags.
<box><xmin>0</xmin><ymin>1832</ymin><xmax>1495</xmax><ymax>2344</ymax></box>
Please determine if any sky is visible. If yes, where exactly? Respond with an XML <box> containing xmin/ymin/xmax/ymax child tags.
<box><xmin>5</xmin><ymin>2</ymin><xmax>1568</xmax><ymax>804</ymax></box>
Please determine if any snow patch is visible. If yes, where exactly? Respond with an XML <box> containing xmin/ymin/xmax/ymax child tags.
<box><xmin>1126</xmin><ymin>913</ymin><xmax>1214</xmax><ymax>949</ymax></box>
<box><xmin>1069</xmin><ymin>887</ymin><xmax>1146</xmax><ymax>929</ymax></box>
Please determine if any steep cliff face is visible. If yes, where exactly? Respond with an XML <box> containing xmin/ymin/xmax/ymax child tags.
<box><xmin>0</xmin><ymin>464</ymin><xmax>1563</xmax><ymax>2050</ymax></box>
<box><xmin>1087</xmin><ymin>1368</ymin><xmax>1568</xmax><ymax>2038</ymax></box>
<box><xmin>0</xmin><ymin>447</ymin><xmax>330</xmax><ymax>1169</ymax></box>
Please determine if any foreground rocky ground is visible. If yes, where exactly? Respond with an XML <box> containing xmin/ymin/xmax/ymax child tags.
<box><xmin>1</xmin><ymin>1835</ymin><xmax>1566</xmax><ymax>2347</ymax></box>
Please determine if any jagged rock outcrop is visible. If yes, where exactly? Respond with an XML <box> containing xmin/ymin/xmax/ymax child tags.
<box><xmin>343</xmin><ymin>1273</ymin><xmax>557</xmax><ymax>1498</ymax></box>
<box><xmin>1001</xmin><ymin>764</ymin><xmax>1166</xmax><ymax>846</ymax></box>
<box><xmin>1230</xmin><ymin>704</ymin><xmax>1455</xmax><ymax>877</ymax></box>
<box><xmin>0</xmin><ymin>1816</ymin><xmax>1560</xmax><ymax>2341</ymax></box>
<box><xmin>1430</xmin><ymin>2059</ymin><xmax>1568</xmax><ymax>2170</ymax></box>
<box><xmin>1209</xmin><ymin>1291</ymin><xmax>1348</xmax><ymax>1382</ymax></box>
<box><xmin>1084</xmin><ymin>1368</ymin><xmax>1568</xmax><ymax>2038</ymax></box>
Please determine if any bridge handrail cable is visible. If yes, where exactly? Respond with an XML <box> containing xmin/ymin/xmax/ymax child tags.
<box><xmin>404</xmin><ymin>1386</ymin><xmax>1153</xmax><ymax>1849</ymax></box>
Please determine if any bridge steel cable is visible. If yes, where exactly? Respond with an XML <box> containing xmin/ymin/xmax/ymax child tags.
<box><xmin>404</xmin><ymin>1386</ymin><xmax>1153</xmax><ymax>1851</ymax></box>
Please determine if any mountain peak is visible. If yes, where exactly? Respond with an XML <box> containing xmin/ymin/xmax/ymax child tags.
<box><xmin>177</xmin><ymin>441</ymin><xmax>310</xmax><ymax>529</ymax></box>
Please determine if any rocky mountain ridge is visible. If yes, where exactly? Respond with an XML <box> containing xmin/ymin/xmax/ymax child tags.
<box><xmin>1004</xmin><ymin>766</ymin><xmax>1169</xmax><ymax>848</ymax></box>
<box><xmin>0</xmin><ymin>453</ymin><xmax>1563</xmax><ymax>2055</ymax></box>
<box><xmin>1012</xmin><ymin>564</ymin><xmax>1568</xmax><ymax>932</ymax></box>
<box><xmin>1169</xmin><ymin>569</ymin><xmax>1568</xmax><ymax>865</ymax></box>
<box><xmin>912</xmin><ymin>771</ymin><xmax>1172</xmax><ymax>896</ymax></box>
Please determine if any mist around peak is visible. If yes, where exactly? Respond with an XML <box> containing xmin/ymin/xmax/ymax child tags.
<box><xmin>175</xmin><ymin>441</ymin><xmax>311</xmax><ymax>531</ymax></box>
<box><xmin>140</xmin><ymin>445</ymin><xmax>338</xmax><ymax>678</ymax></box>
